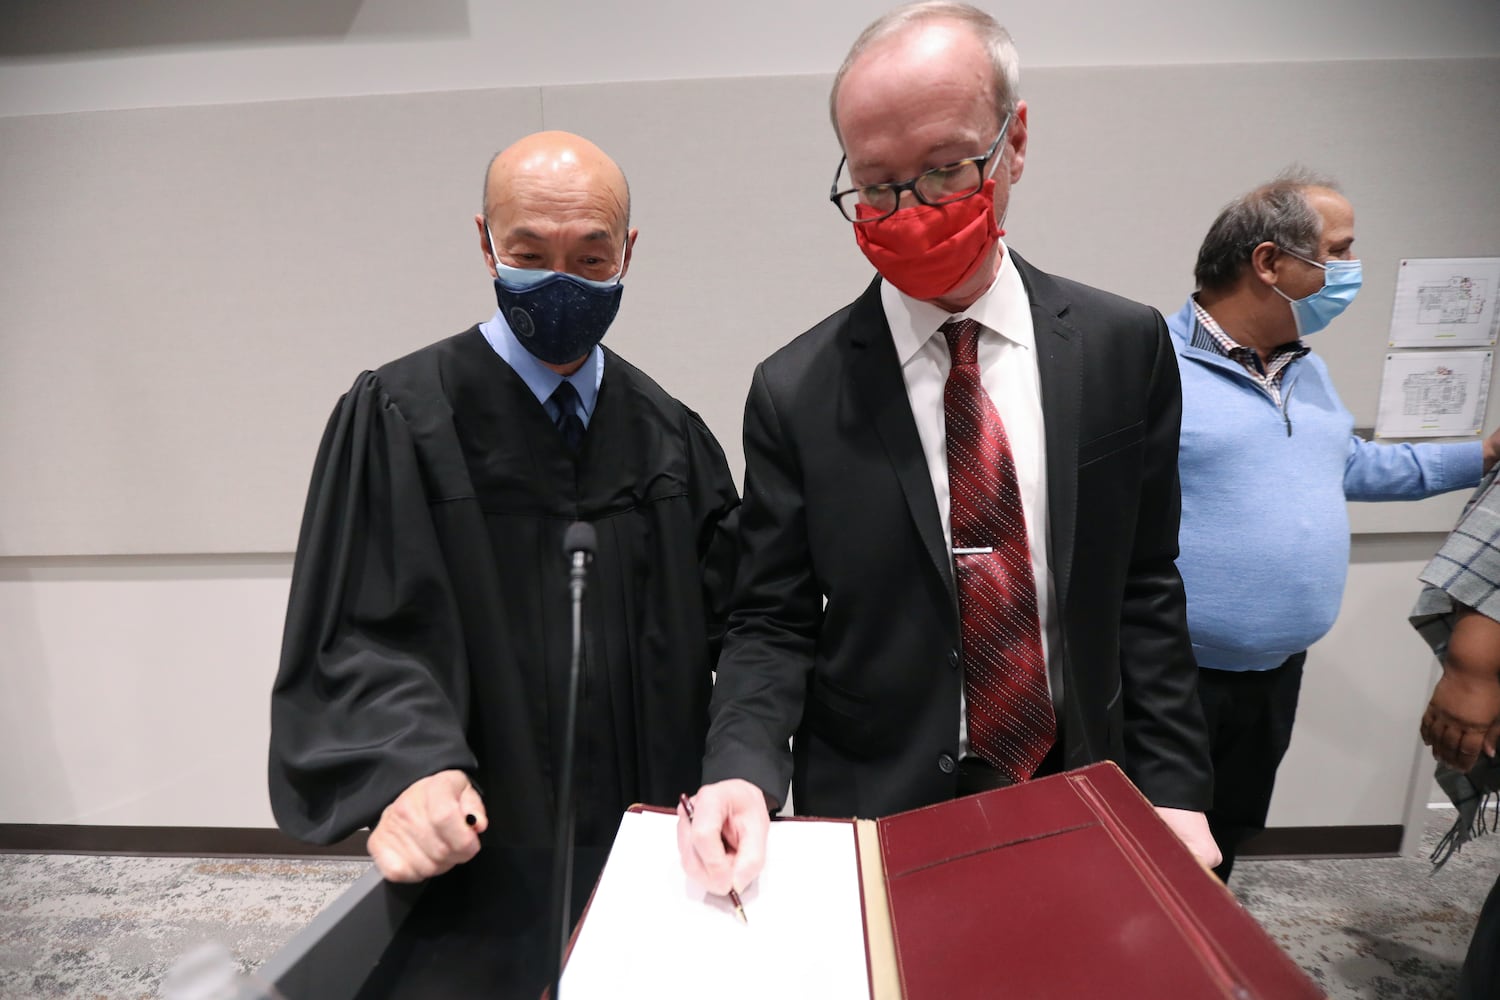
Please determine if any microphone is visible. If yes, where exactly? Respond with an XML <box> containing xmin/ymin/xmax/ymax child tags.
<box><xmin>551</xmin><ymin>521</ymin><xmax>596</xmax><ymax>999</ymax></box>
<box><xmin>564</xmin><ymin>521</ymin><xmax>596</xmax><ymax>600</ymax></box>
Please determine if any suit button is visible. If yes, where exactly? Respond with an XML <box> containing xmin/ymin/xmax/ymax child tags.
<box><xmin>947</xmin><ymin>649</ymin><xmax>960</xmax><ymax>670</ymax></box>
<box><xmin>937</xmin><ymin>753</ymin><xmax>956</xmax><ymax>774</ymax></box>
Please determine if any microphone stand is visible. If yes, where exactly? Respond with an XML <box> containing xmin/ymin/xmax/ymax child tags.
<box><xmin>550</xmin><ymin>521</ymin><xmax>595</xmax><ymax>1000</ymax></box>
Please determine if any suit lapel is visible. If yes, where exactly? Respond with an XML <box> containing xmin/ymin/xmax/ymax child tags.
<box><xmin>846</xmin><ymin>278</ymin><xmax>957</xmax><ymax>605</ymax></box>
<box><xmin>1011</xmin><ymin>252</ymin><xmax>1080</xmax><ymax>614</ymax></box>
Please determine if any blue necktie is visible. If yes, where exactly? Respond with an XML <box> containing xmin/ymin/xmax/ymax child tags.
<box><xmin>550</xmin><ymin>380</ymin><xmax>585</xmax><ymax>451</ymax></box>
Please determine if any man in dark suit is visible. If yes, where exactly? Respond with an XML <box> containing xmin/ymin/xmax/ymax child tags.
<box><xmin>678</xmin><ymin>0</ymin><xmax>1218</xmax><ymax>897</ymax></box>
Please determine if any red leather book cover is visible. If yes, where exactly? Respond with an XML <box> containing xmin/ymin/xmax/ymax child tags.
<box><xmin>875</xmin><ymin>762</ymin><xmax>1322</xmax><ymax>999</ymax></box>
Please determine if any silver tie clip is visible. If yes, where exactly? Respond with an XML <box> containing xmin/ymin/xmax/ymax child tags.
<box><xmin>952</xmin><ymin>546</ymin><xmax>994</xmax><ymax>555</ymax></box>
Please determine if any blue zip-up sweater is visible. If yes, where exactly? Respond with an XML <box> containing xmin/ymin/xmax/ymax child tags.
<box><xmin>1167</xmin><ymin>298</ymin><xmax>1483</xmax><ymax>671</ymax></box>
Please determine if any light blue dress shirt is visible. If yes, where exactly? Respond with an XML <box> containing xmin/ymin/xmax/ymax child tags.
<box><xmin>479</xmin><ymin>309</ymin><xmax>605</xmax><ymax>428</ymax></box>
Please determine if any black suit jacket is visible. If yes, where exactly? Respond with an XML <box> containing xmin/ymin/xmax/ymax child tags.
<box><xmin>702</xmin><ymin>252</ymin><xmax>1211</xmax><ymax>817</ymax></box>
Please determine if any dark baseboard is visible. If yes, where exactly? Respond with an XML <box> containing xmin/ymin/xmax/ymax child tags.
<box><xmin>0</xmin><ymin>821</ymin><xmax>1402</xmax><ymax>861</ymax></box>
<box><xmin>1238</xmin><ymin>824</ymin><xmax>1404</xmax><ymax>859</ymax></box>
<box><xmin>0</xmin><ymin>824</ymin><xmax>368</xmax><ymax>859</ymax></box>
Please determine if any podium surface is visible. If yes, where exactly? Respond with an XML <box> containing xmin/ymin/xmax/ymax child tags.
<box><xmin>264</xmin><ymin>765</ymin><xmax>1321</xmax><ymax>999</ymax></box>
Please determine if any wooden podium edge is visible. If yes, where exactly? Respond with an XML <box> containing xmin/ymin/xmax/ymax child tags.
<box><xmin>856</xmin><ymin>818</ymin><xmax>901</xmax><ymax>1000</ymax></box>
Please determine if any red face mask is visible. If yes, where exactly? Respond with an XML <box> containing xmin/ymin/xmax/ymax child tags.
<box><xmin>853</xmin><ymin>179</ymin><xmax>1002</xmax><ymax>301</ymax></box>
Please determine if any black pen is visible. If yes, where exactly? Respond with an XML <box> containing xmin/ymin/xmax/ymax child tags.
<box><xmin>679</xmin><ymin>793</ymin><xmax>748</xmax><ymax>924</ymax></box>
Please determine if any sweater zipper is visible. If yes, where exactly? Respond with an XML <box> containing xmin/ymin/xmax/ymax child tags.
<box><xmin>1189</xmin><ymin>344</ymin><xmax>1299</xmax><ymax>436</ymax></box>
<box><xmin>1279</xmin><ymin>376</ymin><xmax>1296</xmax><ymax>437</ymax></box>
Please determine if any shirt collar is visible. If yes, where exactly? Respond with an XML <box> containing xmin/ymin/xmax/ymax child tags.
<box><xmin>881</xmin><ymin>239</ymin><xmax>1033</xmax><ymax>366</ymax></box>
<box><xmin>1190</xmin><ymin>295</ymin><xmax>1307</xmax><ymax>365</ymax></box>
<box><xmin>479</xmin><ymin>309</ymin><xmax>604</xmax><ymax>419</ymax></box>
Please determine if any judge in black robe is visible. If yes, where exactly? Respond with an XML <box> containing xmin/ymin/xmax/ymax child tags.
<box><xmin>268</xmin><ymin>131</ymin><xmax>740</xmax><ymax>997</ymax></box>
<box><xmin>270</xmin><ymin>328</ymin><xmax>739</xmax><ymax>843</ymax></box>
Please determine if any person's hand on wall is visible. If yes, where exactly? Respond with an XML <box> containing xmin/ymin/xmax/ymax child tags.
<box><xmin>1482</xmin><ymin>426</ymin><xmax>1500</xmax><ymax>472</ymax></box>
<box><xmin>367</xmin><ymin>769</ymin><xmax>488</xmax><ymax>882</ymax></box>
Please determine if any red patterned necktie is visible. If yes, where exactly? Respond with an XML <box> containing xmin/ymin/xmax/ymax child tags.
<box><xmin>942</xmin><ymin>318</ymin><xmax>1056</xmax><ymax>782</ymax></box>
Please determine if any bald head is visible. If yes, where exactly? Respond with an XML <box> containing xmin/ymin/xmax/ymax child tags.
<box><xmin>482</xmin><ymin>131</ymin><xmax>631</xmax><ymax>229</ymax></box>
<box><xmin>476</xmin><ymin>130</ymin><xmax>636</xmax><ymax>287</ymax></box>
<box><xmin>831</xmin><ymin>2</ymin><xmax>1018</xmax><ymax>145</ymax></box>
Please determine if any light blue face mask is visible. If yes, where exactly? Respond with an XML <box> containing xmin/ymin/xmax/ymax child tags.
<box><xmin>492</xmin><ymin>260</ymin><xmax>623</xmax><ymax>291</ymax></box>
<box><xmin>1272</xmin><ymin>248</ymin><xmax>1362</xmax><ymax>337</ymax></box>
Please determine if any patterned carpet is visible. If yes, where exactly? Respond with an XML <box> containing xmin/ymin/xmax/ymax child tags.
<box><xmin>1232</xmin><ymin>807</ymin><xmax>1498</xmax><ymax>999</ymax></box>
<box><xmin>0</xmin><ymin>855</ymin><xmax>366</xmax><ymax>1000</ymax></box>
<box><xmin>0</xmin><ymin>808</ymin><xmax>1495</xmax><ymax>999</ymax></box>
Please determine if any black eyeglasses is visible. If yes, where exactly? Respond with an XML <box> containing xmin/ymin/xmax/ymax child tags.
<box><xmin>829</xmin><ymin>113</ymin><xmax>1012</xmax><ymax>223</ymax></box>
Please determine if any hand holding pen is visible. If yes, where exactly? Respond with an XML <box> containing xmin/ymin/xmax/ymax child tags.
<box><xmin>677</xmin><ymin>781</ymin><xmax>771</xmax><ymax>923</ymax></box>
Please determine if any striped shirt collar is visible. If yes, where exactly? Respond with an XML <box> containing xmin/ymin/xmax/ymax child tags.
<box><xmin>1190</xmin><ymin>296</ymin><xmax>1308</xmax><ymax>404</ymax></box>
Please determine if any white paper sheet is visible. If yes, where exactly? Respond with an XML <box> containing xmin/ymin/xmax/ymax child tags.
<box><xmin>1388</xmin><ymin>257</ymin><xmax>1500</xmax><ymax>347</ymax></box>
<box><xmin>1375</xmin><ymin>349</ymin><xmax>1493</xmax><ymax>438</ymax></box>
<box><xmin>559</xmin><ymin>811</ymin><xmax>872</xmax><ymax>999</ymax></box>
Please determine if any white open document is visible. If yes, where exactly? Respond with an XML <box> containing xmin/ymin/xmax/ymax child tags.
<box><xmin>559</xmin><ymin>809</ymin><xmax>872</xmax><ymax>999</ymax></box>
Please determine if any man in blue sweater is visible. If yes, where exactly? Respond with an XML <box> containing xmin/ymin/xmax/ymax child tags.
<box><xmin>1168</xmin><ymin>168</ymin><xmax>1500</xmax><ymax>881</ymax></box>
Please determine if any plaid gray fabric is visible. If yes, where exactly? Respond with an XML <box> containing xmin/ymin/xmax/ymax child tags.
<box><xmin>1189</xmin><ymin>298</ymin><xmax>1309</xmax><ymax>407</ymax></box>
<box><xmin>1411</xmin><ymin>465</ymin><xmax>1500</xmax><ymax>870</ymax></box>
<box><xmin>1412</xmin><ymin>466</ymin><xmax>1500</xmax><ymax>651</ymax></box>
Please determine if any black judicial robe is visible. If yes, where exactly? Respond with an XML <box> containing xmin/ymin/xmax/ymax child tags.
<box><xmin>269</xmin><ymin>326</ymin><xmax>740</xmax><ymax>853</ymax></box>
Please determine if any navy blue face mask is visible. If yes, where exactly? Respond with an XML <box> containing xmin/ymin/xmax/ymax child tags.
<box><xmin>488</xmin><ymin>229</ymin><xmax>625</xmax><ymax>366</ymax></box>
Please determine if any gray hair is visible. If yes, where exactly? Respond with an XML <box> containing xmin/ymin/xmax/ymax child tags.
<box><xmin>1193</xmin><ymin>166</ymin><xmax>1342</xmax><ymax>292</ymax></box>
<box><xmin>829</xmin><ymin>2</ymin><xmax>1020</xmax><ymax>144</ymax></box>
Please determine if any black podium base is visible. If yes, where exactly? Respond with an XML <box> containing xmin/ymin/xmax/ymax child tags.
<box><xmin>262</xmin><ymin>845</ymin><xmax>607</xmax><ymax>1000</ymax></box>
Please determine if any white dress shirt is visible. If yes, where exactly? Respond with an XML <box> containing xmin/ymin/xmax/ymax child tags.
<box><xmin>879</xmin><ymin>242</ymin><xmax>1062</xmax><ymax>753</ymax></box>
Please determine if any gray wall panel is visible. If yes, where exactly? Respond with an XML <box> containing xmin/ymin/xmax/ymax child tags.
<box><xmin>0</xmin><ymin>88</ymin><xmax>543</xmax><ymax>555</ymax></box>
<box><xmin>1013</xmin><ymin>58</ymin><xmax>1500</xmax><ymax>430</ymax></box>
<box><xmin>2</xmin><ymin>58</ymin><xmax>1495</xmax><ymax>554</ymax></box>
